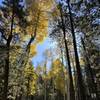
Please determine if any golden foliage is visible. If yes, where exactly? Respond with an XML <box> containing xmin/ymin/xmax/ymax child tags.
<box><xmin>25</xmin><ymin>0</ymin><xmax>55</xmax><ymax>43</ymax></box>
<box><xmin>30</xmin><ymin>44</ymin><xmax>37</xmax><ymax>56</ymax></box>
<box><xmin>49</xmin><ymin>59</ymin><xmax>67</xmax><ymax>94</ymax></box>
<box><xmin>24</xmin><ymin>63</ymin><xmax>38</xmax><ymax>95</ymax></box>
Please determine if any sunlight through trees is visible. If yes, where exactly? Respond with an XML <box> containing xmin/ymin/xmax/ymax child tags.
<box><xmin>0</xmin><ymin>0</ymin><xmax>100</xmax><ymax>100</ymax></box>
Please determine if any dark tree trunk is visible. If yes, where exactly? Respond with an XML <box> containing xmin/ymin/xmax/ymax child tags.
<box><xmin>81</xmin><ymin>37</ymin><xmax>99</xmax><ymax>100</ymax></box>
<box><xmin>26</xmin><ymin>12</ymin><xmax>40</xmax><ymax>51</ymax></box>
<box><xmin>3</xmin><ymin>43</ymin><xmax>10</xmax><ymax>100</ymax></box>
<box><xmin>3</xmin><ymin>1</ymin><xmax>14</xmax><ymax>99</ymax></box>
<box><xmin>59</xmin><ymin>4</ymin><xmax>75</xmax><ymax>100</ymax></box>
<box><xmin>67</xmin><ymin>1</ymin><xmax>86</xmax><ymax>100</ymax></box>
<box><xmin>98</xmin><ymin>0</ymin><xmax>100</xmax><ymax>4</ymax></box>
<box><xmin>64</xmin><ymin>38</ymin><xmax>75</xmax><ymax>100</ymax></box>
<box><xmin>60</xmin><ymin>47</ymin><xmax>66</xmax><ymax>100</ymax></box>
<box><xmin>44</xmin><ymin>63</ymin><xmax>47</xmax><ymax>100</ymax></box>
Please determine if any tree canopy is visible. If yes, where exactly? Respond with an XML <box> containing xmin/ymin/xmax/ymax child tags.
<box><xmin>0</xmin><ymin>0</ymin><xmax>100</xmax><ymax>100</ymax></box>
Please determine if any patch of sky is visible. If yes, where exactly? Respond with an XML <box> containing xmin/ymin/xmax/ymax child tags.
<box><xmin>31</xmin><ymin>37</ymin><xmax>57</xmax><ymax>68</ymax></box>
<box><xmin>0</xmin><ymin>0</ymin><xmax>2</xmax><ymax>5</ymax></box>
<box><xmin>92</xmin><ymin>18</ymin><xmax>100</xmax><ymax>25</ymax></box>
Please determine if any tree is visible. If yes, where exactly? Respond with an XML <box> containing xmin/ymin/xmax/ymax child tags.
<box><xmin>25</xmin><ymin>0</ymin><xmax>53</xmax><ymax>50</ymax></box>
<box><xmin>24</xmin><ymin>62</ymin><xmax>37</xmax><ymax>100</ymax></box>
<box><xmin>66</xmin><ymin>1</ymin><xmax>86</xmax><ymax>100</ymax></box>
<box><xmin>72</xmin><ymin>0</ymin><xmax>100</xmax><ymax>99</ymax></box>
<box><xmin>49</xmin><ymin>58</ymin><xmax>67</xmax><ymax>100</ymax></box>
<box><xmin>0</xmin><ymin>0</ymin><xmax>27</xmax><ymax>99</ymax></box>
<box><xmin>49</xmin><ymin>2</ymin><xmax>75</xmax><ymax>100</ymax></box>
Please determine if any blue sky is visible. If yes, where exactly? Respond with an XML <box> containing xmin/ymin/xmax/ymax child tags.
<box><xmin>32</xmin><ymin>37</ymin><xmax>55</xmax><ymax>68</ymax></box>
<box><xmin>32</xmin><ymin>38</ymin><xmax>49</xmax><ymax>67</ymax></box>
<box><xmin>0</xmin><ymin>0</ymin><xmax>2</xmax><ymax>4</ymax></box>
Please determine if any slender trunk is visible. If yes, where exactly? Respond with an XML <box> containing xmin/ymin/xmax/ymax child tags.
<box><xmin>98</xmin><ymin>0</ymin><xmax>100</xmax><ymax>4</ymax></box>
<box><xmin>69</xmin><ymin>49</ymin><xmax>78</xmax><ymax>100</ymax></box>
<box><xmin>3</xmin><ymin>43</ymin><xmax>10</xmax><ymax>100</ymax></box>
<box><xmin>51</xmin><ymin>56</ymin><xmax>55</xmax><ymax>100</ymax></box>
<box><xmin>3</xmin><ymin>1</ymin><xmax>14</xmax><ymax>99</ymax></box>
<box><xmin>60</xmin><ymin>48</ymin><xmax>66</xmax><ymax>100</ymax></box>
<box><xmin>64</xmin><ymin>38</ymin><xmax>75</xmax><ymax>100</ymax></box>
<box><xmin>44</xmin><ymin>80</ymin><xmax>47</xmax><ymax>100</ymax></box>
<box><xmin>81</xmin><ymin>37</ymin><xmax>99</xmax><ymax>100</ymax></box>
<box><xmin>44</xmin><ymin>62</ymin><xmax>47</xmax><ymax>100</ymax></box>
<box><xmin>27</xmin><ymin>11</ymin><xmax>40</xmax><ymax>51</ymax></box>
<box><xmin>59</xmin><ymin>4</ymin><xmax>75</xmax><ymax>100</ymax></box>
<box><xmin>67</xmin><ymin>1</ymin><xmax>86</xmax><ymax>100</ymax></box>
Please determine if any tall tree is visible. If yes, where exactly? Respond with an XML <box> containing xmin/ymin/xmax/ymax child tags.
<box><xmin>0</xmin><ymin>0</ymin><xmax>26</xmax><ymax>99</ymax></box>
<box><xmin>49</xmin><ymin>2</ymin><xmax>75</xmax><ymax>100</ymax></box>
<box><xmin>66</xmin><ymin>0</ymin><xmax>86</xmax><ymax>100</ymax></box>
<box><xmin>72</xmin><ymin>0</ymin><xmax>100</xmax><ymax>99</ymax></box>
